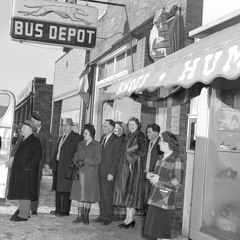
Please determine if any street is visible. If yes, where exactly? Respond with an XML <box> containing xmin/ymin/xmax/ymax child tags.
<box><xmin>0</xmin><ymin>175</ymin><xmax>150</xmax><ymax>240</ymax></box>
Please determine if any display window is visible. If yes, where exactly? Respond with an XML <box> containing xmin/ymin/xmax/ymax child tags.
<box><xmin>201</xmin><ymin>78</ymin><xmax>240</xmax><ymax>240</ymax></box>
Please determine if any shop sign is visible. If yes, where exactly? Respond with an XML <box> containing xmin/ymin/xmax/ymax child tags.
<box><xmin>17</xmin><ymin>80</ymin><xmax>32</xmax><ymax>104</ymax></box>
<box><xmin>10</xmin><ymin>0</ymin><xmax>98</xmax><ymax>49</ymax></box>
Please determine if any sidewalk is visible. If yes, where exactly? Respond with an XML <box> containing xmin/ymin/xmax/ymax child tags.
<box><xmin>0</xmin><ymin>175</ymin><xmax>187</xmax><ymax>240</ymax></box>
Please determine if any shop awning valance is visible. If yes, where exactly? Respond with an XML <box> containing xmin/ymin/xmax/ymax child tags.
<box><xmin>101</xmin><ymin>23</ymin><xmax>240</xmax><ymax>101</ymax></box>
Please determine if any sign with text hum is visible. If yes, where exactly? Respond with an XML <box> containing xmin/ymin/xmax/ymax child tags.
<box><xmin>10</xmin><ymin>0</ymin><xmax>98</xmax><ymax>48</ymax></box>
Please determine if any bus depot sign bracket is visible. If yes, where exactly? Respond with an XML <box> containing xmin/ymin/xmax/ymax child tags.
<box><xmin>10</xmin><ymin>0</ymin><xmax>98</xmax><ymax>49</ymax></box>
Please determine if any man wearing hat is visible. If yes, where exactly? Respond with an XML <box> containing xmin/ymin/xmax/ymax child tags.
<box><xmin>30</xmin><ymin>112</ymin><xmax>52</xmax><ymax>215</ymax></box>
<box><xmin>50</xmin><ymin>118</ymin><xmax>83</xmax><ymax>216</ymax></box>
<box><xmin>7</xmin><ymin>120</ymin><xmax>42</xmax><ymax>221</ymax></box>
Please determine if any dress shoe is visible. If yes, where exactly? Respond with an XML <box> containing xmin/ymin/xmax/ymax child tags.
<box><xmin>101</xmin><ymin>219</ymin><xmax>111</xmax><ymax>225</ymax></box>
<box><xmin>10</xmin><ymin>215</ymin><xmax>28</xmax><ymax>222</ymax></box>
<box><xmin>56</xmin><ymin>212</ymin><xmax>69</xmax><ymax>217</ymax></box>
<box><xmin>112</xmin><ymin>215</ymin><xmax>122</xmax><ymax>221</ymax></box>
<box><xmin>92</xmin><ymin>216</ymin><xmax>104</xmax><ymax>223</ymax></box>
<box><xmin>11</xmin><ymin>209</ymin><xmax>19</xmax><ymax>218</ymax></box>
<box><xmin>31</xmin><ymin>211</ymin><xmax>38</xmax><ymax>215</ymax></box>
<box><xmin>72</xmin><ymin>216</ymin><xmax>83</xmax><ymax>224</ymax></box>
<box><xmin>122</xmin><ymin>220</ymin><xmax>135</xmax><ymax>229</ymax></box>
<box><xmin>50</xmin><ymin>210</ymin><xmax>60</xmax><ymax>215</ymax></box>
<box><xmin>118</xmin><ymin>222</ymin><xmax>126</xmax><ymax>228</ymax></box>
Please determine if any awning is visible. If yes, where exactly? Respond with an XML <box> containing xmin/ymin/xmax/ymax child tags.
<box><xmin>101</xmin><ymin>23</ymin><xmax>240</xmax><ymax>101</ymax></box>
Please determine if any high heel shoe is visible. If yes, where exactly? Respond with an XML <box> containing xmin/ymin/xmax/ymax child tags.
<box><xmin>118</xmin><ymin>222</ymin><xmax>126</xmax><ymax>228</ymax></box>
<box><xmin>122</xmin><ymin>220</ymin><xmax>135</xmax><ymax>229</ymax></box>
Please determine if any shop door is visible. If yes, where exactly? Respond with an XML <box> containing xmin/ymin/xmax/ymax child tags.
<box><xmin>0</xmin><ymin>90</ymin><xmax>15</xmax><ymax>201</ymax></box>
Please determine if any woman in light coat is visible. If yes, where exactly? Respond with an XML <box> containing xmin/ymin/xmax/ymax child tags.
<box><xmin>70</xmin><ymin>123</ymin><xmax>102</xmax><ymax>225</ymax></box>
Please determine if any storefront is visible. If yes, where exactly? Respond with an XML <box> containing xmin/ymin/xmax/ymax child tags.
<box><xmin>100</xmin><ymin>21</ymin><xmax>240</xmax><ymax>239</ymax></box>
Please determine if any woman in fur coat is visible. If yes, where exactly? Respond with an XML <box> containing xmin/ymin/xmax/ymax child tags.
<box><xmin>113</xmin><ymin>117</ymin><xmax>146</xmax><ymax>228</ymax></box>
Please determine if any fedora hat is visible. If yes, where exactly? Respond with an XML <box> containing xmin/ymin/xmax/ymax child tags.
<box><xmin>62</xmin><ymin>118</ymin><xmax>74</xmax><ymax>126</ymax></box>
<box><xmin>31</xmin><ymin>112</ymin><xmax>42</xmax><ymax>121</ymax></box>
<box><xmin>21</xmin><ymin>120</ymin><xmax>36</xmax><ymax>131</ymax></box>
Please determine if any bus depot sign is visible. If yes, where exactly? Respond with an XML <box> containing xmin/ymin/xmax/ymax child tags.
<box><xmin>10</xmin><ymin>0</ymin><xmax>98</xmax><ymax>48</ymax></box>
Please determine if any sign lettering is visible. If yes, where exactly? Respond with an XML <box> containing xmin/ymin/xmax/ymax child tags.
<box><xmin>11</xmin><ymin>0</ymin><xmax>98</xmax><ymax>49</ymax></box>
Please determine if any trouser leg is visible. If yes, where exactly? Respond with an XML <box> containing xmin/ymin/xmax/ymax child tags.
<box><xmin>31</xmin><ymin>161</ymin><xmax>43</xmax><ymax>212</ymax></box>
<box><xmin>61</xmin><ymin>192</ymin><xmax>71</xmax><ymax>213</ymax></box>
<box><xmin>102</xmin><ymin>177</ymin><xmax>114</xmax><ymax>221</ymax></box>
<box><xmin>55</xmin><ymin>191</ymin><xmax>62</xmax><ymax>212</ymax></box>
<box><xmin>18</xmin><ymin>199</ymin><xmax>31</xmax><ymax>219</ymax></box>
<box><xmin>99</xmin><ymin>176</ymin><xmax>106</xmax><ymax>219</ymax></box>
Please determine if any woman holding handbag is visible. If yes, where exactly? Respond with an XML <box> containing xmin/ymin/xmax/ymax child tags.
<box><xmin>144</xmin><ymin>131</ymin><xmax>184</xmax><ymax>240</ymax></box>
<box><xmin>70</xmin><ymin>123</ymin><xmax>102</xmax><ymax>225</ymax></box>
<box><xmin>113</xmin><ymin>117</ymin><xmax>146</xmax><ymax>229</ymax></box>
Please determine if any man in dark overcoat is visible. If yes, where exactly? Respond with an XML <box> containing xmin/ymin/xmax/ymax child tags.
<box><xmin>50</xmin><ymin>118</ymin><xmax>83</xmax><ymax>217</ymax></box>
<box><xmin>30</xmin><ymin>112</ymin><xmax>52</xmax><ymax>214</ymax></box>
<box><xmin>93</xmin><ymin>119</ymin><xmax>123</xmax><ymax>225</ymax></box>
<box><xmin>7</xmin><ymin>120</ymin><xmax>42</xmax><ymax>222</ymax></box>
<box><xmin>143</xmin><ymin>123</ymin><xmax>163</xmax><ymax>210</ymax></box>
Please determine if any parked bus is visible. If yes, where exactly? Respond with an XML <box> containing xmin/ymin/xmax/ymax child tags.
<box><xmin>0</xmin><ymin>90</ymin><xmax>15</xmax><ymax>201</ymax></box>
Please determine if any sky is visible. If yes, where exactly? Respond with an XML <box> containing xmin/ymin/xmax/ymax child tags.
<box><xmin>0</xmin><ymin>0</ymin><xmax>107</xmax><ymax>99</ymax></box>
<box><xmin>1</xmin><ymin>0</ymin><xmax>240</xmax><ymax>99</ymax></box>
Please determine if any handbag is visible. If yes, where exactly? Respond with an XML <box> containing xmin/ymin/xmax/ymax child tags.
<box><xmin>65</xmin><ymin>163</ymin><xmax>79</xmax><ymax>180</ymax></box>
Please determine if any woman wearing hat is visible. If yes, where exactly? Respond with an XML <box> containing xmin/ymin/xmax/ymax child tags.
<box><xmin>144</xmin><ymin>131</ymin><xmax>184</xmax><ymax>240</ymax></box>
<box><xmin>70</xmin><ymin>123</ymin><xmax>102</xmax><ymax>225</ymax></box>
<box><xmin>7</xmin><ymin>120</ymin><xmax>42</xmax><ymax>221</ymax></box>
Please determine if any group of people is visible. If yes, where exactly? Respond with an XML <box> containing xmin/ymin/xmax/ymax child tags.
<box><xmin>7</xmin><ymin>114</ymin><xmax>184</xmax><ymax>240</ymax></box>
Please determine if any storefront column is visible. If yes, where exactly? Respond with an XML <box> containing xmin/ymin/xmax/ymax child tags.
<box><xmin>93</xmin><ymin>87</ymin><xmax>104</xmax><ymax>140</ymax></box>
<box><xmin>190</xmin><ymin>87</ymin><xmax>210</xmax><ymax>239</ymax></box>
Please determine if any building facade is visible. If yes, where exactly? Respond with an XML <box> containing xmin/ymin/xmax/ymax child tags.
<box><xmin>15</xmin><ymin>77</ymin><xmax>53</xmax><ymax>131</ymax></box>
<box><xmin>51</xmin><ymin>48</ymin><xmax>88</xmax><ymax>150</ymax></box>
<box><xmin>86</xmin><ymin>0</ymin><xmax>203</xmax><ymax>236</ymax></box>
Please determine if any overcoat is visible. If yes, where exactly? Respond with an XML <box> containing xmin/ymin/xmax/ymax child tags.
<box><xmin>143</xmin><ymin>137</ymin><xmax>163</xmax><ymax>207</ymax></box>
<box><xmin>147</xmin><ymin>151</ymin><xmax>184</xmax><ymax>210</ymax></box>
<box><xmin>51</xmin><ymin>131</ymin><xmax>83</xmax><ymax>192</ymax></box>
<box><xmin>36</xmin><ymin>127</ymin><xmax>51</xmax><ymax>167</ymax></box>
<box><xmin>70</xmin><ymin>139</ymin><xmax>102</xmax><ymax>202</ymax></box>
<box><xmin>113</xmin><ymin>130</ymin><xmax>146</xmax><ymax>209</ymax></box>
<box><xmin>7</xmin><ymin>134</ymin><xmax>42</xmax><ymax>200</ymax></box>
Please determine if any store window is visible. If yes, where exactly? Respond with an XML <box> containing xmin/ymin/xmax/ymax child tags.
<box><xmin>98</xmin><ymin>46</ymin><xmax>137</xmax><ymax>81</ymax></box>
<box><xmin>201</xmin><ymin>78</ymin><xmax>240</xmax><ymax>239</ymax></box>
<box><xmin>187</xmin><ymin>115</ymin><xmax>196</xmax><ymax>151</ymax></box>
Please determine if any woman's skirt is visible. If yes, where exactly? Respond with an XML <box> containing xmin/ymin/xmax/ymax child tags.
<box><xmin>144</xmin><ymin>205</ymin><xmax>172</xmax><ymax>239</ymax></box>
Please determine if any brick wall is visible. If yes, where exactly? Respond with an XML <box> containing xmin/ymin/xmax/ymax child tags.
<box><xmin>53</xmin><ymin>49</ymin><xmax>86</xmax><ymax>101</ymax></box>
<box><xmin>51</xmin><ymin>100</ymin><xmax>62</xmax><ymax>152</ymax></box>
<box><xmin>91</xmin><ymin>0</ymin><xmax>203</xmax><ymax>62</ymax></box>
<box><xmin>33</xmin><ymin>83</ymin><xmax>53</xmax><ymax>131</ymax></box>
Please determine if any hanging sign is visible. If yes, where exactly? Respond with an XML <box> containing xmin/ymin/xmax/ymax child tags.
<box><xmin>10</xmin><ymin>0</ymin><xmax>98</xmax><ymax>49</ymax></box>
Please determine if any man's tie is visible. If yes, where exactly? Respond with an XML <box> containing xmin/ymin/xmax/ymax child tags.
<box><xmin>56</xmin><ymin>134</ymin><xmax>66</xmax><ymax>161</ymax></box>
<box><xmin>62</xmin><ymin>134</ymin><xmax>66</xmax><ymax>142</ymax></box>
<box><xmin>102</xmin><ymin>137</ymin><xmax>106</xmax><ymax>148</ymax></box>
